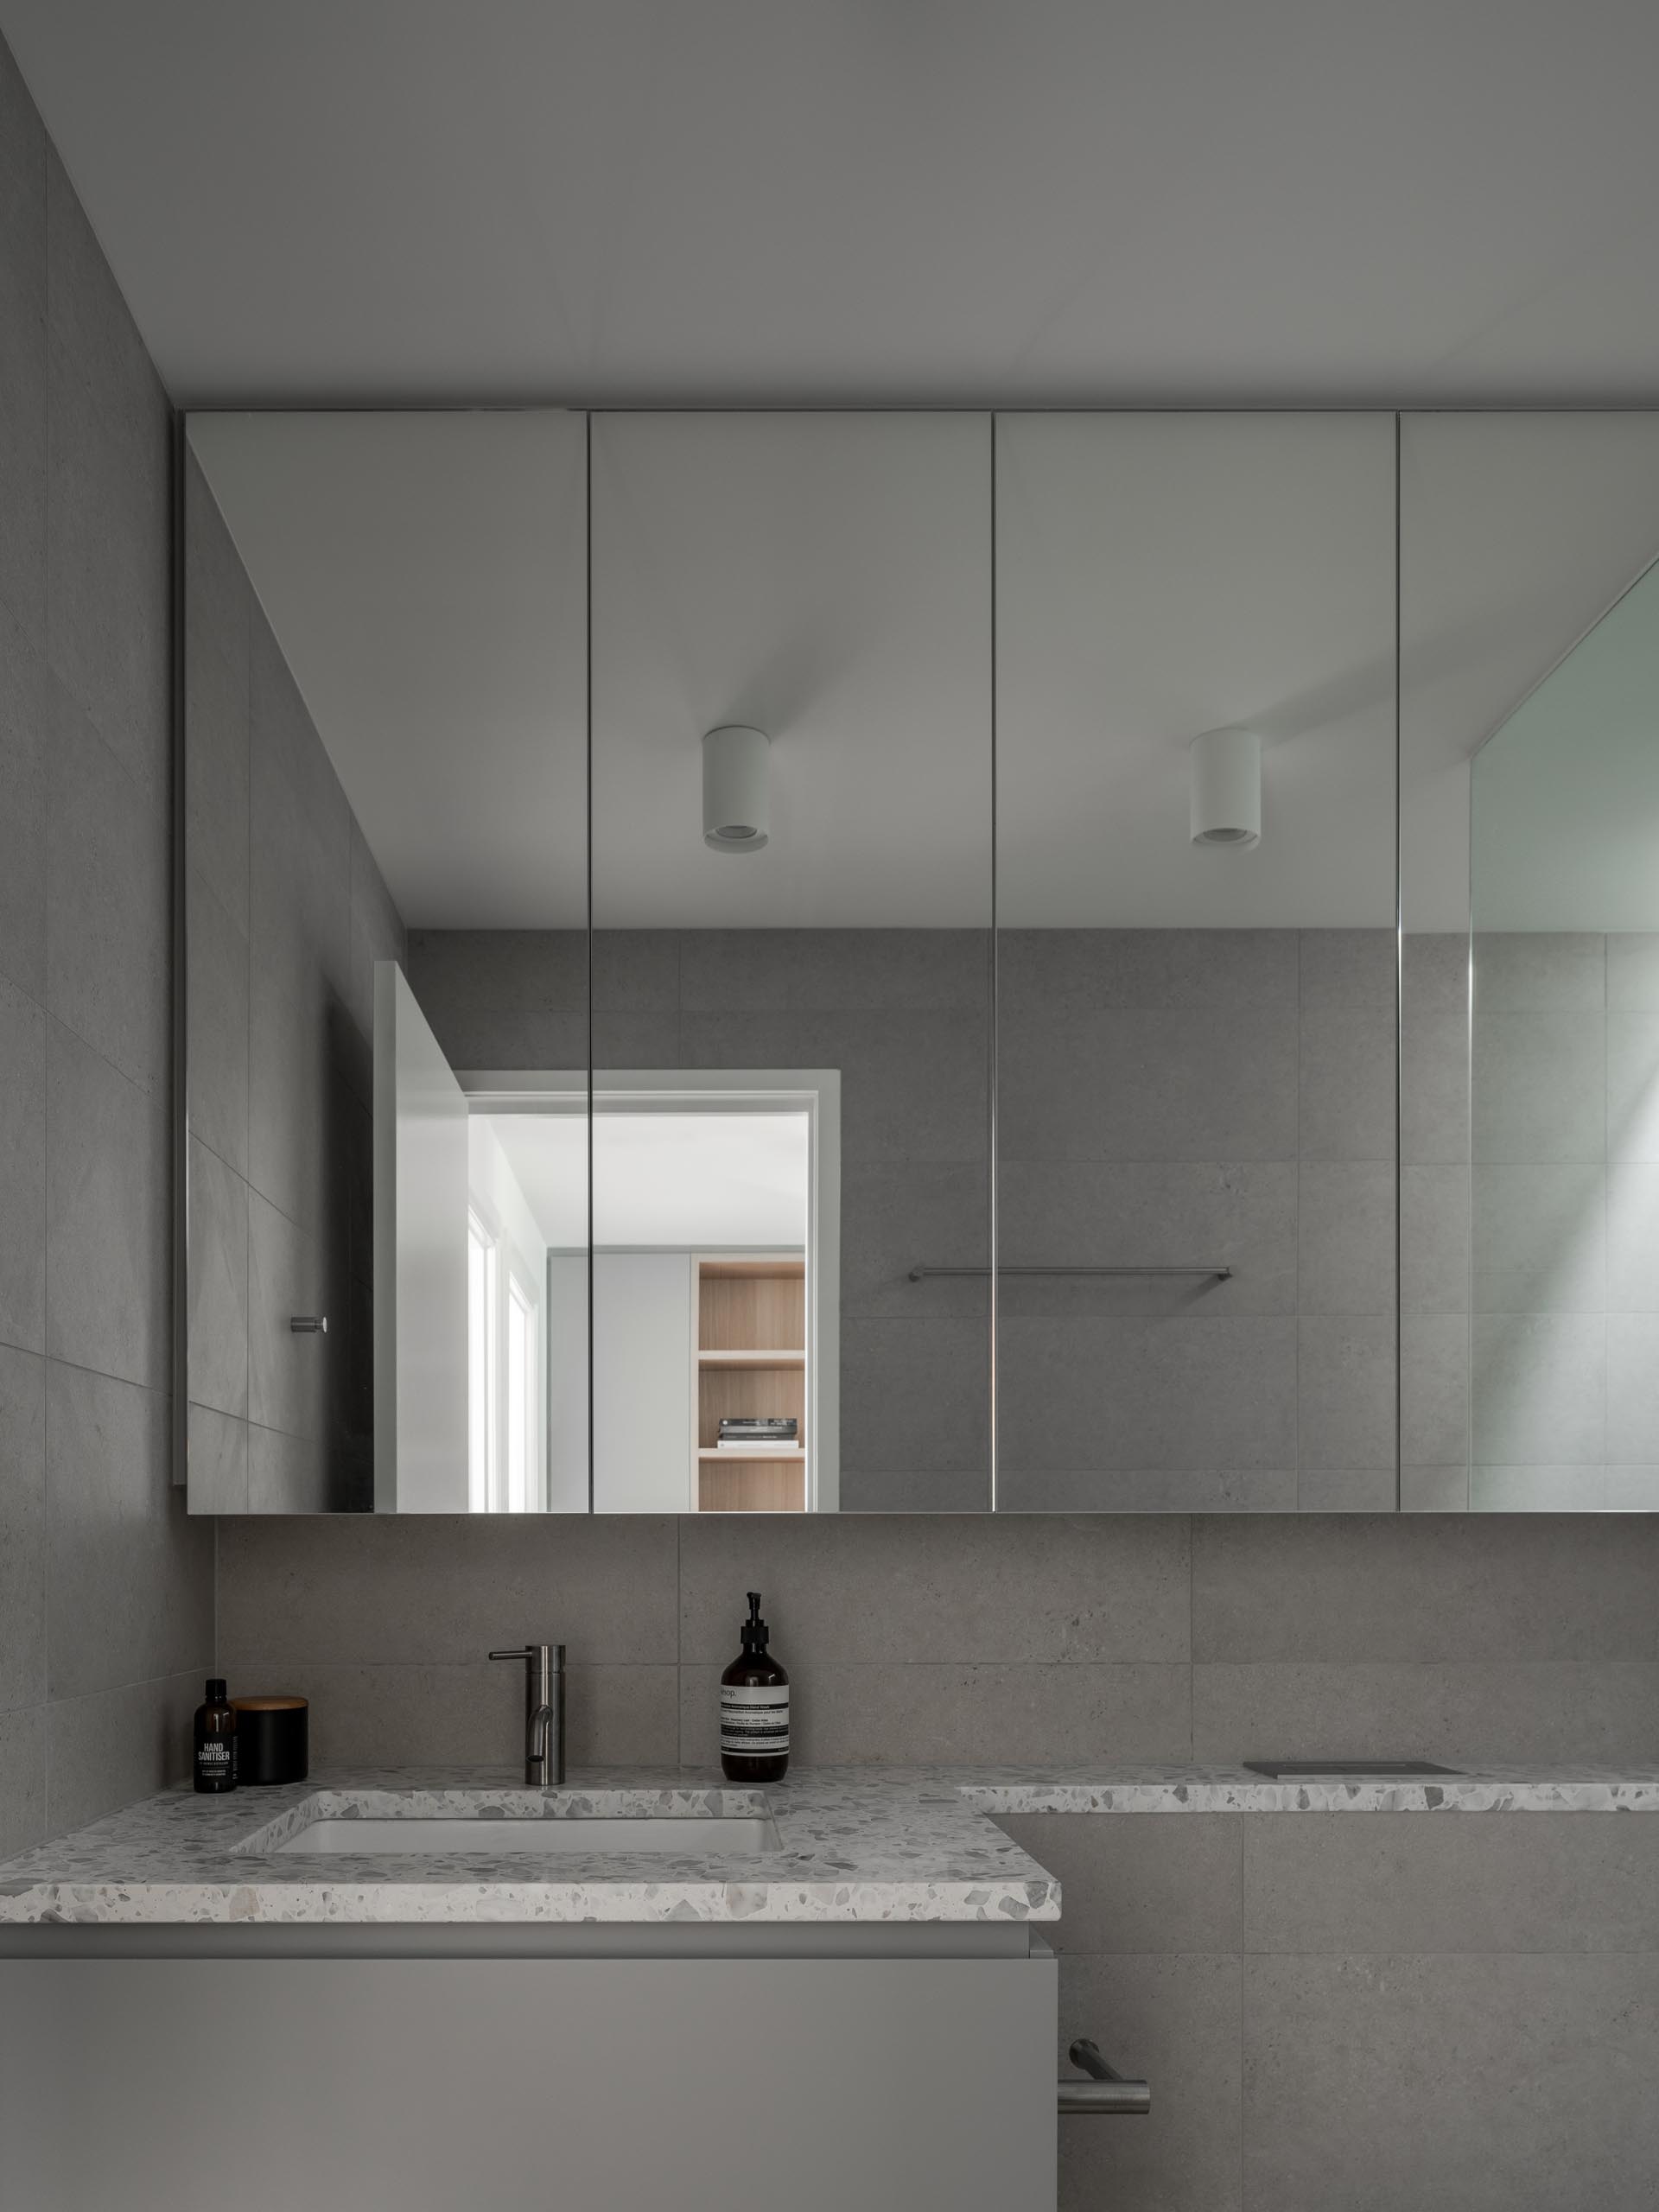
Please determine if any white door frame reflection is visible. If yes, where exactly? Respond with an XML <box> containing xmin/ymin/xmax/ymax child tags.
<box><xmin>459</xmin><ymin>1069</ymin><xmax>841</xmax><ymax>1513</ymax></box>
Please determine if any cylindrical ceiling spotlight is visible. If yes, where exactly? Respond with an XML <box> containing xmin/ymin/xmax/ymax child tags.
<box><xmin>702</xmin><ymin>725</ymin><xmax>771</xmax><ymax>853</ymax></box>
<box><xmin>1188</xmin><ymin>728</ymin><xmax>1262</xmax><ymax>849</ymax></box>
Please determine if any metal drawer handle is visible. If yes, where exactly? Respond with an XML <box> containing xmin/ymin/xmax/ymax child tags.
<box><xmin>1059</xmin><ymin>2038</ymin><xmax>1151</xmax><ymax>2117</ymax></box>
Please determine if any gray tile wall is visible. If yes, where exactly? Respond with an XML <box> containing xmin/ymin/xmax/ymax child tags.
<box><xmin>216</xmin><ymin>1508</ymin><xmax>1659</xmax><ymax>2209</ymax></box>
<box><xmin>183</xmin><ymin>451</ymin><xmax>406</xmax><ymax>1511</ymax></box>
<box><xmin>410</xmin><ymin>923</ymin><xmax>1398</xmax><ymax>1510</ymax></box>
<box><xmin>998</xmin><ymin>925</ymin><xmax>1397</xmax><ymax>1510</ymax></box>
<box><xmin>409</xmin><ymin>925</ymin><xmax>992</xmax><ymax>1510</ymax></box>
<box><xmin>0</xmin><ymin>34</ymin><xmax>213</xmax><ymax>1853</ymax></box>
<box><xmin>217</xmin><ymin>1510</ymin><xmax>1659</xmax><ymax>1769</ymax></box>
<box><xmin>1411</xmin><ymin>928</ymin><xmax>1659</xmax><ymax>1511</ymax></box>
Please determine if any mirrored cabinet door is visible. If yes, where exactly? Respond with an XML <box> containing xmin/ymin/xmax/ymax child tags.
<box><xmin>994</xmin><ymin>413</ymin><xmax>1399</xmax><ymax>1510</ymax></box>
<box><xmin>1400</xmin><ymin>412</ymin><xmax>1659</xmax><ymax>1511</ymax></box>
<box><xmin>182</xmin><ymin>410</ymin><xmax>589</xmax><ymax>1511</ymax></box>
<box><xmin>590</xmin><ymin>413</ymin><xmax>995</xmax><ymax>1513</ymax></box>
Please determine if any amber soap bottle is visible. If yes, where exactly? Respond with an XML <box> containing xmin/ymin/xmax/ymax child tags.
<box><xmin>720</xmin><ymin>1592</ymin><xmax>790</xmax><ymax>1783</ymax></box>
<box><xmin>193</xmin><ymin>1677</ymin><xmax>237</xmax><ymax>1793</ymax></box>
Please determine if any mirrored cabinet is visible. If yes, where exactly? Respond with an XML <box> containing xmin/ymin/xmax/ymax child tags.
<box><xmin>180</xmin><ymin>407</ymin><xmax>1659</xmax><ymax>1515</ymax></box>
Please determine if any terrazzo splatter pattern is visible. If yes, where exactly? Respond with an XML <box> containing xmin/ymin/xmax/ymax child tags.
<box><xmin>3</xmin><ymin>1764</ymin><xmax>1655</xmax><ymax>1927</ymax></box>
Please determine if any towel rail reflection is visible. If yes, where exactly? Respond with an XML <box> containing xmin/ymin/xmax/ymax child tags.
<box><xmin>906</xmin><ymin>1264</ymin><xmax>1231</xmax><ymax>1282</ymax></box>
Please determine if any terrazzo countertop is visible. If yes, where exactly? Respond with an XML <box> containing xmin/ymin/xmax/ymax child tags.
<box><xmin>2</xmin><ymin>1763</ymin><xmax>1652</xmax><ymax>1928</ymax></box>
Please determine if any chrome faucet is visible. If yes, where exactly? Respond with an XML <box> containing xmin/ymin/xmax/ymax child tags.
<box><xmin>489</xmin><ymin>1643</ymin><xmax>566</xmax><ymax>1787</ymax></box>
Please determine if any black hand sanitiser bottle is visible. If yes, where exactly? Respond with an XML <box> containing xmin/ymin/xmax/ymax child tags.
<box><xmin>193</xmin><ymin>1678</ymin><xmax>238</xmax><ymax>1793</ymax></box>
<box><xmin>720</xmin><ymin>1593</ymin><xmax>790</xmax><ymax>1783</ymax></box>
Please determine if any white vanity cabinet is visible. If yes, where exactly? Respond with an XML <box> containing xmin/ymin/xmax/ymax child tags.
<box><xmin>3</xmin><ymin>1937</ymin><xmax>1057</xmax><ymax>2212</ymax></box>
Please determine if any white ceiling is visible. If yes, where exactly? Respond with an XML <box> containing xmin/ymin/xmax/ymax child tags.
<box><xmin>190</xmin><ymin>407</ymin><xmax>1659</xmax><ymax>931</ymax></box>
<box><xmin>7</xmin><ymin>3</ymin><xmax>1659</xmax><ymax>406</ymax></box>
<box><xmin>190</xmin><ymin>411</ymin><xmax>588</xmax><ymax>928</ymax></box>
<box><xmin>480</xmin><ymin>1111</ymin><xmax>808</xmax><ymax>1249</ymax></box>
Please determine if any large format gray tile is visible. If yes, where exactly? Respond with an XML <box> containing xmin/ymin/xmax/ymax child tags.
<box><xmin>1192</xmin><ymin>1512</ymin><xmax>1659</xmax><ymax>1662</ymax></box>
<box><xmin>839</xmin><ymin>1159</ymin><xmax>989</xmax><ymax>1318</ymax></box>
<box><xmin>1471</xmin><ymin>1009</ymin><xmax>1605</xmax><ymax>1163</ymax></box>
<box><xmin>678</xmin><ymin>1513</ymin><xmax>1190</xmax><ymax>1666</ymax></box>
<box><xmin>1400</xmin><ymin>1164</ymin><xmax>1470</xmax><ymax>1314</ymax></box>
<box><xmin>246</xmin><ymin>963</ymin><xmax>334</xmax><ymax>1235</ymax></box>
<box><xmin>1060</xmin><ymin>1953</ymin><xmax>1243</xmax><ymax>2212</ymax></box>
<box><xmin>406</xmin><ymin>929</ymin><xmax>587</xmax><ymax>1068</ymax></box>
<box><xmin>1607</xmin><ymin>1009</ymin><xmax>1659</xmax><ymax>1164</ymax></box>
<box><xmin>0</xmin><ymin>974</ymin><xmax>45</xmax><ymax>1353</ymax></box>
<box><xmin>186</xmin><ymin>864</ymin><xmax>250</xmax><ymax>1179</ymax></box>
<box><xmin>0</xmin><ymin>1343</ymin><xmax>45</xmax><ymax>1714</ymax></box>
<box><xmin>1402</xmin><ymin>932</ymin><xmax>1470</xmax><ymax>1016</ymax></box>
<box><xmin>1606</xmin><ymin>932</ymin><xmax>1659</xmax><ymax>1011</ymax></box>
<box><xmin>995</xmin><ymin>1466</ymin><xmax>1299</xmax><ymax>1512</ymax></box>
<box><xmin>1243</xmin><ymin>1953</ymin><xmax>1659</xmax><ymax>2212</ymax></box>
<box><xmin>679</xmin><ymin>928</ymin><xmax>988</xmax><ymax>1012</ymax></box>
<box><xmin>1295</xmin><ymin>1466</ymin><xmax>1395</xmax><ymax>1510</ymax></box>
<box><xmin>247</xmin><ymin>1423</ymin><xmax>329</xmax><ymax>1513</ymax></box>
<box><xmin>217</xmin><ymin>1515</ymin><xmax>680</xmax><ymax>1669</ymax></box>
<box><xmin>0</xmin><ymin>30</ymin><xmax>47</xmax><ymax>653</ymax></box>
<box><xmin>246</xmin><ymin>1192</ymin><xmax>329</xmax><ymax>1440</ymax></box>
<box><xmin>1401</xmin><ymin>1311</ymin><xmax>1469</xmax><ymax>1466</ymax></box>
<box><xmin>186</xmin><ymin>1138</ymin><xmax>247</xmax><ymax>1420</ymax></box>
<box><xmin>1298</xmin><ymin>928</ymin><xmax>1395</xmax><ymax>1013</ymax></box>
<box><xmin>999</xmin><ymin>1003</ymin><xmax>1296</xmax><ymax>1162</ymax></box>
<box><xmin>43</xmin><ymin>149</ymin><xmax>169</xmax><ymax>797</ymax></box>
<box><xmin>45</xmin><ymin>677</ymin><xmax>168</xmax><ymax>1096</ymax></box>
<box><xmin>1471</xmin><ymin>1311</ymin><xmax>1605</xmax><ymax>1466</ymax></box>
<box><xmin>187</xmin><ymin>1402</ymin><xmax>248</xmax><ymax>1515</ymax></box>
<box><xmin>44</xmin><ymin>1019</ymin><xmax>168</xmax><ymax>1390</ymax></box>
<box><xmin>45</xmin><ymin>1362</ymin><xmax>214</xmax><ymax>1702</ymax></box>
<box><xmin>45</xmin><ymin>1670</ymin><xmax>203</xmax><ymax>1834</ymax></box>
<box><xmin>1607</xmin><ymin>1313</ymin><xmax>1659</xmax><ymax>1464</ymax></box>
<box><xmin>1400</xmin><ymin>1463</ymin><xmax>1468</xmax><ymax>1511</ymax></box>
<box><xmin>1244</xmin><ymin>1812</ymin><xmax>1659</xmax><ymax>1954</ymax></box>
<box><xmin>185</xmin><ymin>629</ymin><xmax>250</xmax><ymax>934</ymax></box>
<box><xmin>591</xmin><ymin>930</ymin><xmax>678</xmax><ymax>1013</ymax></box>
<box><xmin>1193</xmin><ymin>1661</ymin><xmax>1659</xmax><ymax>1764</ymax></box>
<box><xmin>1469</xmin><ymin>1464</ymin><xmax>1607</xmax><ymax>1510</ymax></box>
<box><xmin>1297</xmin><ymin>1315</ymin><xmax>1396</xmax><ymax>1470</ymax></box>
<box><xmin>999</xmin><ymin>927</ymin><xmax>1296</xmax><ymax>1014</ymax></box>
<box><xmin>998</xmin><ymin>1160</ymin><xmax>1296</xmax><ymax>1317</ymax></box>
<box><xmin>683</xmin><ymin>1008</ymin><xmax>988</xmax><ymax>1164</ymax></box>
<box><xmin>1471</xmin><ymin>1162</ymin><xmax>1605</xmax><ymax>1313</ymax></box>
<box><xmin>0</xmin><ymin>600</ymin><xmax>47</xmax><ymax>997</ymax></box>
<box><xmin>1298</xmin><ymin>1003</ymin><xmax>1395</xmax><ymax>1161</ymax></box>
<box><xmin>1400</xmin><ymin>1006</ymin><xmax>1469</xmax><ymax>1166</ymax></box>
<box><xmin>995</xmin><ymin>1813</ymin><xmax>1242</xmax><ymax>1953</ymax></box>
<box><xmin>840</xmin><ymin>1318</ymin><xmax>989</xmax><ymax>1475</ymax></box>
<box><xmin>1606</xmin><ymin>1162</ymin><xmax>1659</xmax><ymax>1312</ymax></box>
<box><xmin>835</xmin><ymin>1467</ymin><xmax>994</xmax><ymax>1511</ymax></box>
<box><xmin>0</xmin><ymin>1705</ymin><xmax>46</xmax><ymax>1860</ymax></box>
<box><xmin>261</xmin><ymin>1661</ymin><xmax>680</xmax><ymax>1770</ymax></box>
<box><xmin>678</xmin><ymin>1659</ymin><xmax>1191</xmax><ymax>1765</ymax></box>
<box><xmin>1298</xmin><ymin>1160</ymin><xmax>1395</xmax><ymax>1316</ymax></box>
<box><xmin>998</xmin><ymin>1316</ymin><xmax>1296</xmax><ymax>1472</ymax></box>
<box><xmin>1471</xmin><ymin>931</ymin><xmax>1605</xmax><ymax>1011</ymax></box>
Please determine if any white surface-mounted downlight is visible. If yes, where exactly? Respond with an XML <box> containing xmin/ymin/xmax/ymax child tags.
<box><xmin>1189</xmin><ymin>727</ymin><xmax>1262</xmax><ymax>849</ymax></box>
<box><xmin>702</xmin><ymin>725</ymin><xmax>771</xmax><ymax>853</ymax></box>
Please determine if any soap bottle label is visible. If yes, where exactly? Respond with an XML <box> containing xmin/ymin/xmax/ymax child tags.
<box><xmin>195</xmin><ymin>1738</ymin><xmax>235</xmax><ymax>1789</ymax></box>
<box><xmin>720</xmin><ymin>1682</ymin><xmax>790</xmax><ymax>1759</ymax></box>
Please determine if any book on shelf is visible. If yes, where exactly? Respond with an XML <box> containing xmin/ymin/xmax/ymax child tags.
<box><xmin>715</xmin><ymin>1438</ymin><xmax>803</xmax><ymax>1453</ymax></box>
<box><xmin>718</xmin><ymin>1417</ymin><xmax>798</xmax><ymax>1440</ymax></box>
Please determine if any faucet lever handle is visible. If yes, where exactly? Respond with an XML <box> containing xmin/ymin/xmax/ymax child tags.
<box><xmin>488</xmin><ymin>1648</ymin><xmax>534</xmax><ymax>1662</ymax></box>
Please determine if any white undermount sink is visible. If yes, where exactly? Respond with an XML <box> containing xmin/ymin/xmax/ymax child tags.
<box><xmin>246</xmin><ymin>1791</ymin><xmax>780</xmax><ymax>1858</ymax></box>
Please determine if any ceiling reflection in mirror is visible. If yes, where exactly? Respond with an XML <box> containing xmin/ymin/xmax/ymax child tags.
<box><xmin>993</xmin><ymin>414</ymin><xmax>1399</xmax><ymax>1512</ymax></box>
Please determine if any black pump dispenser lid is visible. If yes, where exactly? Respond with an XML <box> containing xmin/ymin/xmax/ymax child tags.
<box><xmin>207</xmin><ymin>1677</ymin><xmax>227</xmax><ymax>1701</ymax></box>
<box><xmin>741</xmin><ymin>1592</ymin><xmax>769</xmax><ymax>1654</ymax></box>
